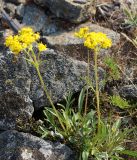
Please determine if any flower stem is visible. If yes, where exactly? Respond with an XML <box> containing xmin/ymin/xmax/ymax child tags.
<box><xmin>35</xmin><ymin>66</ymin><xmax>66</xmax><ymax>131</ymax></box>
<box><xmin>84</xmin><ymin>51</ymin><xmax>90</xmax><ymax>115</ymax></box>
<box><xmin>94</xmin><ymin>51</ymin><xmax>101</xmax><ymax>129</ymax></box>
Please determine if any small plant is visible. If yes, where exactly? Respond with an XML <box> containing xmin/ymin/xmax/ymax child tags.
<box><xmin>5</xmin><ymin>27</ymin><xmax>66</xmax><ymax>131</ymax></box>
<box><xmin>39</xmin><ymin>89</ymin><xmax>133</xmax><ymax>160</ymax></box>
<box><xmin>39</xmin><ymin>88</ymin><xmax>97</xmax><ymax>160</ymax></box>
<box><xmin>123</xmin><ymin>3</ymin><xmax>137</xmax><ymax>28</ymax></box>
<box><xmin>5</xmin><ymin>27</ymin><xmax>137</xmax><ymax>160</ymax></box>
<box><xmin>110</xmin><ymin>95</ymin><xmax>129</xmax><ymax>109</ymax></box>
<box><xmin>104</xmin><ymin>56</ymin><xmax>120</xmax><ymax>81</ymax></box>
<box><xmin>75</xmin><ymin>27</ymin><xmax>112</xmax><ymax>129</ymax></box>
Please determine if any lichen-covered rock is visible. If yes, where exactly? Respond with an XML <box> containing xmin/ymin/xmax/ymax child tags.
<box><xmin>42</xmin><ymin>22</ymin><xmax>120</xmax><ymax>61</ymax></box>
<box><xmin>34</xmin><ymin>0</ymin><xmax>93</xmax><ymax>23</ymax></box>
<box><xmin>0</xmin><ymin>50</ymin><xmax>33</xmax><ymax>130</ymax></box>
<box><xmin>0</xmin><ymin>130</ymin><xmax>74</xmax><ymax>160</ymax></box>
<box><xmin>119</xmin><ymin>84</ymin><xmax>137</xmax><ymax>99</ymax></box>
<box><xmin>29</xmin><ymin>49</ymin><xmax>96</xmax><ymax>110</ymax></box>
<box><xmin>0</xmin><ymin>47</ymin><xmax>104</xmax><ymax>128</ymax></box>
<box><xmin>23</xmin><ymin>4</ymin><xmax>47</xmax><ymax>32</ymax></box>
<box><xmin>4</xmin><ymin>2</ymin><xmax>17</xmax><ymax>17</ymax></box>
<box><xmin>22</xmin><ymin>3</ymin><xmax>67</xmax><ymax>35</ymax></box>
<box><xmin>23</xmin><ymin>4</ymin><xmax>47</xmax><ymax>31</ymax></box>
<box><xmin>16</xmin><ymin>4</ymin><xmax>25</xmax><ymax>19</ymax></box>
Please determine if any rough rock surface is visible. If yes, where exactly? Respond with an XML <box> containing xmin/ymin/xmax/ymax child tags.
<box><xmin>5</xmin><ymin>0</ymin><xmax>27</xmax><ymax>5</ymax></box>
<box><xmin>4</xmin><ymin>2</ymin><xmax>17</xmax><ymax>16</ymax></box>
<box><xmin>29</xmin><ymin>49</ymin><xmax>95</xmax><ymax>110</ymax></box>
<box><xmin>23</xmin><ymin>4</ymin><xmax>47</xmax><ymax>32</ymax></box>
<box><xmin>16</xmin><ymin>4</ymin><xmax>25</xmax><ymax>19</ymax></box>
<box><xmin>0</xmin><ymin>48</ymin><xmax>103</xmax><ymax>128</ymax></box>
<box><xmin>34</xmin><ymin>0</ymin><xmax>93</xmax><ymax>23</ymax></box>
<box><xmin>0</xmin><ymin>50</ymin><xmax>33</xmax><ymax>130</ymax></box>
<box><xmin>42</xmin><ymin>22</ymin><xmax>120</xmax><ymax>61</ymax></box>
<box><xmin>22</xmin><ymin>3</ymin><xmax>65</xmax><ymax>34</ymax></box>
<box><xmin>119</xmin><ymin>85</ymin><xmax>137</xmax><ymax>99</ymax></box>
<box><xmin>0</xmin><ymin>130</ymin><xmax>73</xmax><ymax>160</ymax></box>
<box><xmin>0</xmin><ymin>0</ymin><xmax>4</xmax><ymax>8</ymax></box>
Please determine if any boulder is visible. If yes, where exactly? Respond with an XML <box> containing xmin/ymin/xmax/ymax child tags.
<box><xmin>16</xmin><ymin>4</ymin><xmax>25</xmax><ymax>19</ymax></box>
<box><xmin>34</xmin><ymin>0</ymin><xmax>93</xmax><ymax>23</ymax></box>
<box><xmin>119</xmin><ymin>84</ymin><xmax>137</xmax><ymax>99</ymax></box>
<box><xmin>0</xmin><ymin>50</ymin><xmax>33</xmax><ymax>130</ymax></box>
<box><xmin>22</xmin><ymin>4</ymin><xmax>67</xmax><ymax>35</ymax></box>
<box><xmin>0</xmin><ymin>46</ymin><xmax>105</xmax><ymax>128</ymax></box>
<box><xmin>0</xmin><ymin>130</ymin><xmax>73</xmax><ymax>160</ymax></box>
<box><xmin>42</xmin><ymin>22</ymin><xmax>120</xmax><ymax>61</ymax></box>
<box><xmin>4</xmin><ymin>2</ymin><xmax>17</xmax><ymax>17</ymax></box>
<box><xmin>29</xmin><ymin>49</ymin><xmax>97</xmax><ymax>110</ymax></box>
<box><xmin>23</xmin><ymin>4</ymin><xmax>47</xmax><ymax>32</ymax></box>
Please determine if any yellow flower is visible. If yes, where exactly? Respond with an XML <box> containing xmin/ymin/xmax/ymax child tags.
<box><xmin>75</xmin><ymin>27</ymin><xmax>89</xmax><ymax>39</ymax></box>
<box><xmin>19</xmin><ymin>27</ymin><xmax>34</xmax><ymax>35</ymax></box>
<box><xmin>9</xmin><ymin>41</ymin><xmax>23</xmax><ymax>55</ymax></box>
<box><xmin>75</xmin><ymin>27</ymin><xmax>112</xmax><ymax>52</ymax></box>
<box><xmin>18</xmin><ymin>27</ymin><xmax>40</xmax><ymax>47</ymax></box>
<box><xmin>84</xmin><ymin>32</ymin><xmax>112</xmax><ymax>51</ymax></box>
<box><xmin>34</xmin><ymin>33</ymin><xmax>40</xmax><ymax>41</ymax></box>
<box><xmin>38</xmin><ymin>43</ymin><xmax>47</xmax><ymax>52</ymax></box>
<box><xmin>5</xmin><ymin>34</ymin><xmax>23</xmax><ymax>55</ymax></box>
<box><xmin>5</xmin><ymin>35</ymin><xmax>14</xmax><ymax>47</ymax></box>
<box><xmin>5</xmin><ymin>27</ymin><xmax>47</xmax><ymax>55</ymax></box>
<box><xmin>18</xmin><ymin>34</ymin><xmax>36</xmax><ymax>46</ymax></box>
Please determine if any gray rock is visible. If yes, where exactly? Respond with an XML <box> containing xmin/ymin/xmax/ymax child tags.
<box><xmin>34</xmin><ymin>0</ymin><xmax>93</xmax><ymax>23</ymax></box>
<box><xmin>22</xmin><ymin>3</ymin><xmax>67</xmax><ymax>35</ymax></box>
<box><xmin>119</xmin><ymin>85</ymin><xmax>137</xmax><ymax>99</ymax></box>
<box><xmin>0</xmin><ymin>0</ymin><xmax>4</xmax><ymax>10</ymax></box>
<box><xmin>42</xmin><ymin>22</ymin><xmax>120</xmax><ymax>61</ymax></box>
<box><xmin>0</xmin><ymin>46</ymin><xmax>105</xmax><ymax>128</ymax></box>
<box><xmin>4</xmin><ymin>2</ymin><xmax>17</xmax><ymax>17</ymax></box>
<box><xmin>5</xmin><ymin>0</ymin><xmax>27</xmax><ymax>4</ymax></box>
<box><xmin>42</xmin><ymin>18</ymin><xmax>65</xmax><ymax>36</ymax></box>
<box><xmin>23</xmin><ymin>4</ymin><xmax>47</xmax><ymax>32</ymax></box>
<box><xmin>0</xmin><ymin>50</ymin><xmax>34</xmax><ymax>130</ymax></box>
<box><xmin>16</xmin><ymin>4</ymin><xmax>25</xmax><ymax>18</ymax></box>
<box><xmin>29</xmin><ymin>49</ymin><xmax>93</xmax><ymax>109</ymax></box>
<box><xmin>0</xmin><ymin>130</ymin><xmax>74</xmax><ymax>160</ymax></box>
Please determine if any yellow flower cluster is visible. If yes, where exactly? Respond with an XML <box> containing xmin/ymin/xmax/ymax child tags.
<box><xmin>74</xmin><ymin>27</ymin><xmax>89</xmax><ymax>38</ymax></box>
<box><xmin>37</xmin><ymin>43</ymin><xmax>47</xmax><ymax>52</ymax></box>
<box><xmin>5</xmin><ymin>27</ymin><xmax>47</xmax><ymax>55</ymax></box>
<box><xmin>5</xmin><ymin>35</ymin><xmax>23</xmax><ymax>54</ymax></box>
<box><xmin>75</xmin><ymin>27</ymin><xmax>112</xmax><ymax>52</ymax></box>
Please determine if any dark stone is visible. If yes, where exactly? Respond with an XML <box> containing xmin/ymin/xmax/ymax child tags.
<box><xmin>0</xmin><ymin>50</ymin><xmax>33</xmax><ymax>130</ymax></box>
<box><xmin>23</xmin><ymin>4</ymin><xmax>47</xmax><ymax>32</ymax></box>
<box><xmin>34</xmin><ymin>0</ymin><xmax>93</xmax><ymax>23</ymax></box>
<box><xmin>0</xmin><ymin>130</ymin><xmax>74</xmax><ymax>160</ymax></box>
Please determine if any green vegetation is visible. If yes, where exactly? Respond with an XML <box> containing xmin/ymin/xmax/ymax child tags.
<box><xmin>39</xmin><ymin>89</ymin><xmax>133</xmax><ymax>160</ymax></box>
<box><xmin>123</xmin><ymin>3</ymin><xmax>137</xmax><ymax>28</ymax></box>
<box><xmin>110</xmin><ymin>95</ymin><xmax>129</xmax><ymax>109</ymax></box>
<box><xmin>5</xmin><ymin>26</ymin><xmax>137</xmax><ymax>160</ymax></box>
<box><xmin>104</xmin><ymin>56</ymin><xmax>120</xmax><ymax>81</ymax></box>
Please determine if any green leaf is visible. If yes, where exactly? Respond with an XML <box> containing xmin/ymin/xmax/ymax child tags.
<box><xmin>78</xmin><ymin>87</ymin><xmax>86</xmax><ymax>113</ymax></box>
<box><xmin>82</xmin><ymin>151</ymin><xmax>89</xmax><ymax>160</ymax></box>
<box><xmin>110</xmin><ymin>95</ymin><xmax>129</xmax><ymax>109</ymax></box>
<box><xmin>104</xmin><ymin>56</ymin><xmax>120</xmax><ymax>80</ymax></box>
<box><xmin>119</xmin><ymin>150</ymin><xmax>137</xmax><ymax>158</ymax></box>
<box><xmin>112</xmin><ymin>118</ymin><xmax>121</xmax><ymax>132</ymax></box>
